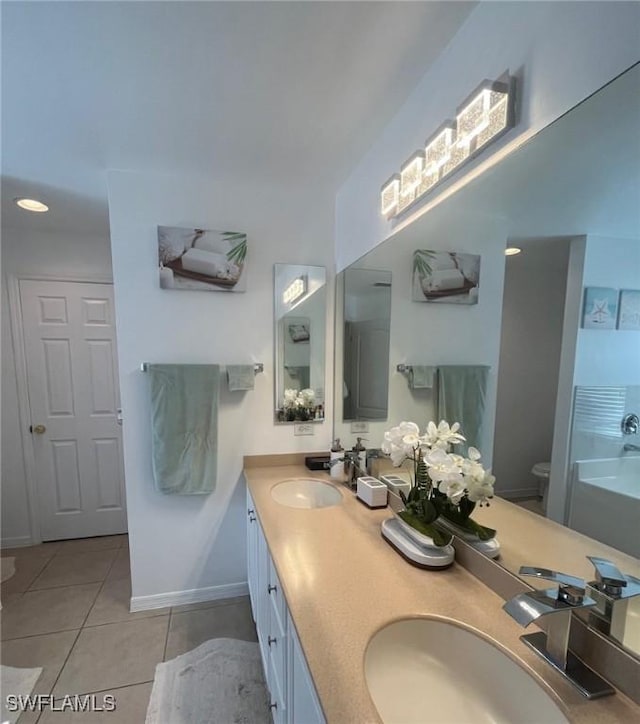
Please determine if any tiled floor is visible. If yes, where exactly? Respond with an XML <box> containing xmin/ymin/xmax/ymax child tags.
<box><xmin>1</xmin><ymin>535</ymin><xmax>257</xmax><ymax>723</ymax></box>
<box><xmin>513</xmin><ymin>497</ymin><xmax>545</xmax><ymax>517</ymax></box>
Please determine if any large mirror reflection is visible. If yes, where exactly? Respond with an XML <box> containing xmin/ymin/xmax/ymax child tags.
<box><xmin>334</xmin><ymin>64</ymin><xmax>640</xmax><ymax>656</ymax></box>
<box><xmin>274</xmin><ymin>264</ymin><xmax>326</xmax><ymax>423</ymax></box>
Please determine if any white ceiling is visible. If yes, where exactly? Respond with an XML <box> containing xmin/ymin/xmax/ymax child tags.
<box><xmin>1</xmin><ymin>1</ymin><xmax>476</xmax><ymax>235</ymax></box>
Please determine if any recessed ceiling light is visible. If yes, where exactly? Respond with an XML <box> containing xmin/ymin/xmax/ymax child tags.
<box><xmin>15</xmin><ymin>197</ymin><xmax>49</xmax><ymax>213</ymax></box>
<box><xmin>505</xmin><ymin>247</ymin><xmax>522</xmax><ymax>256</ymax></box>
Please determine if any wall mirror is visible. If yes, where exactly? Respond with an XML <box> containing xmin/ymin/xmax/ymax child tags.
<box><xmin>340</xmin><ymin>268</ymin><xmax>392</xmax><ymax>423</ymax></box>
<box><xmin>274</xmin><ymin>264</ymin><xmax>326</xmax><ymax>423</ymax></box>
<box><xmin>334</xmin><ymin>64</ymin><xmax>640</xmax><ymax>657</ymax></box>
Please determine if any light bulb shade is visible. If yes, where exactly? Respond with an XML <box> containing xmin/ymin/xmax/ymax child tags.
<box><xmin>380</xmin><ymin>75</ymin><xmax>516</xmax><ymax>219</ymax></box>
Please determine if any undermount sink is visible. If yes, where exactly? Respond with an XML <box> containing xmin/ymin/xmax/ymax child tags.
<box><xmin>270</xmin><ymin>478</ymin><xmax>343</xmax><ymax>509</ymax></box>
<box><xmin>365</xmin><ymin>618</ymin><xmax>569</xmax><ymax>724</ymax></box>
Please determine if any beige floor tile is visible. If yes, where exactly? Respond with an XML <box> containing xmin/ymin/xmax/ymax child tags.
<box><xmin>1</xmin><ymin>541</ymin><xmax>61</xmax><ymax>560</ymax></box>
<box><xmin>106</xmin><ymin>548</ymin><xmax>130</xmax><ymax>581</ymax></box>
<box><xmin>38</xmin><ymin>683</ymin><xmax>152</xmax><ymax>724</ymax></box>
<box><xmin>171</xmin><ymin>594</ymin><xmax>249</xmax><ymax>614</ymax></box>
<box><xmin>1</xmin><ymin>630</ymin><xmax>79</xmax><ymax>724</ymax></box>
<box><xmin>30</xmin><ymin>550</ymin><xmax>118</xmax><ymax>590</ymax></box>
<box><xmin>164</xmin><ymin>598</ymin><xmax>257</xmax><ymax>660</ymax></box>
<box><xmin>1</xmin><ymin>554</ymin><xmax>50</xmax><ymax>594</ymax></box>
<box><xmin>53</xmin><ymin>616</ymin><xmax>169</xmax><ymax>695</ymax></box>
<box><xmin>56</xmin><ymin>536</ymin><xmax>126</xmax><ymax>556</ymax></box>
<box><xmin>1</xmin><ymin>583</ymin><xmax>100</xmax><ymax>640</ymax></box>
<box><xmin>85</xmin><ymin>578</ymin><xmax>168</xmax><ymax>626</ymax></box>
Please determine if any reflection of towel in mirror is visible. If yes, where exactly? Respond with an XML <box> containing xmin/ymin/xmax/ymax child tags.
<box><xmin>227</xmin><ymin>365</ymin><xmax>255</xmax><ymax>392</ymax></box>
<box><xmin>437</xmin><ymin>366</ymin><xmax>489</xmax><ymax>454</ymax></box>
<box><xmin>423</xmin><ymin>269</ymin><xmax>465</xmax><ymax>292</ymax></box>
<box><xmin>148</xmin><ymin>364</ymin><xmax>219</xmax><ymax>495</ymax></box>
<box><xmin>409</xmin><ymin>366</ymin><xmax>436</xmax><ymax>389</ymax></box>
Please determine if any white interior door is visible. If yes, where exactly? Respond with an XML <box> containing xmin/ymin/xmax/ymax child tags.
<box><xmin>19</xmin><ymin>279</ymin><xmax>127</xmax><ymax>541</ymax></box>
<box><xmin>345</xmin><ymin>319</ymin><xmax>390</xmax><ymax>420</ymax></box>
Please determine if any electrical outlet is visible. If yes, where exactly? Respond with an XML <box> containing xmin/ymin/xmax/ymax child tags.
<box><xmin>294</xmin><ymin>423</ymin><xmax>314</xmax><ymax>436</ymax></box>
<box><xmin>351</xmin><ymin>421</ymin><xmax>369</xmax><ymax>433</ymax></box>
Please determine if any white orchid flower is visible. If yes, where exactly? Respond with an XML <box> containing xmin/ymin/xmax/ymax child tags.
<box><xmin>467</xmin><ymin>447</ymin><xmax>481</xmax><ymax>461</ymax></box>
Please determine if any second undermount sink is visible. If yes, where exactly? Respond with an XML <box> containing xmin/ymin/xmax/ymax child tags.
<box><xmin>270</xmin><ymin>478</ymin><xmax>342</xmax><ymax>509</ymax></box>
<box><xmin>365</xmin><ymin>618</ymin><xmax>569</xmax><ymax>724</ymax></box>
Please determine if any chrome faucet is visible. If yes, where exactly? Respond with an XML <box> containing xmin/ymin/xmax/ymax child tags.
<box><xmin>326</xmin><ymin>450</ymin><xmax>362</xmax><ymax>489</ymax></box>
<box><xmin>503</xmin><ymin>566</ymin><xmax>614</xmax><ymax>698</ymax></box>
<box><xmin>622</xmin><ymin>442</ymin><xmax>640</xmax><ymax>452</ymax></box>
<box><xmin>586</xmin><ymin>556</ymin><xmax>640</xmax><ymax>648</ymax></box>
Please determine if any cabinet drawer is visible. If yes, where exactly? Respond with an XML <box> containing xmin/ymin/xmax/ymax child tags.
<box><xmin>268</xmin><ymin>651</ymin><xmax>287</xmax><ymax>724</ymax></box>
<box><xmin>268</xmin><ymin>599</ymin><xmax>287</xmax><ymax>689</ymax></box>
<box><xmin>268</xmin><ymin>557</ymin><xmax>287</xmax><ymax>631</ymax></box>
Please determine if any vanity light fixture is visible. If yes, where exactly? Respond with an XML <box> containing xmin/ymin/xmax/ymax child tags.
<box><xmin>283</xmin><ymin>275</ymin><xmax>308</xmax><ymax>306</ymax></box>
<box><xmin>15</xmin><ymin>197</ymin><xmax>49</xmax><ymax>213</ymax></box>
<box><xmin>505</xmin><ymin>247</ymin><xmax>522</xmax><ymax>256</ymax></box>
<box><xmin>381</xmin><ymin>75</ymin><xmax>516</xmax><ymax>219</ymax></box>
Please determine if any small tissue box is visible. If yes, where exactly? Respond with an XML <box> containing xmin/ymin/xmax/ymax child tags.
<box><xmin>379</xmin><ymin>474</ymin><xmax>412</xmax><ymax>500</ymax></box>
<box><xmin>357</xmin><ymin>476</ymin><xmax>388</xmax><ymax>509</ymax></box>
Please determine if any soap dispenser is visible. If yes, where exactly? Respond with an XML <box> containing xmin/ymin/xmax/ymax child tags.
<box><xmin>329</xmin><ymin>439</ymin><xmax>345</xmax><ymax>482</ymax></box>
<box><xmin>354</xmin><ymin>437</ymin><xmax>367</xmax><ymax>474</ymax></box>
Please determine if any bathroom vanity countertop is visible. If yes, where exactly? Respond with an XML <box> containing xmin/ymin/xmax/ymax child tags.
<box><xmin>244</xmin><ymin>461</ymin><xmax>639</xmax><ymax>724</ymax></box>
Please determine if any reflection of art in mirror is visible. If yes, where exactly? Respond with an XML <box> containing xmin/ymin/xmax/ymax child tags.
<box><xmin>342</xmin><ymin>269</ymin><xmax>392</xmax><ymax>422</ymax></box>
<box><xmin>274</xmin><ymin>265</ymin><xmax>326</xmax><ymax>423</ymax></box>
<box><xmin>288</xmin><ymin>323</ymin><xmax>310</xmax><ymax>343</ymax></box>
<box><xmin>582</xmin><ymin>287</ymin><xmax>618</xmax><ymax>329</ymax></box>
<box><xmin>158</xmin><ymin>226</ymin><xmax>247</xmax><ymax>292</ymax></box>
<box><xmin>617</xmin><ymin>289</ymin><xmax>640</xmax><ymax>331</ymax></box>
<box><xmin>412</xmin><ymin>250</ymin><xmax>480</xmax><ymax>304</ymax></box>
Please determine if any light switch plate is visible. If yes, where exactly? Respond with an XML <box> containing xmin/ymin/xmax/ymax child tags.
<box><xmin>351</xmin><ymin>421</ymin><xmax>369</xmax><ymax>433</ymax></box>
<box><xmin>294</xmin><ymin>423</ymin><xmax>314</xmax><ymax>436</ymax></box>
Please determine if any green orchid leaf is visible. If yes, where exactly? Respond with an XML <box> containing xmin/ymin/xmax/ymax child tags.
<box><xmin>397</xmin><ymin>511</ymin><xmax>453</xmax><ymax>547</ymax></box>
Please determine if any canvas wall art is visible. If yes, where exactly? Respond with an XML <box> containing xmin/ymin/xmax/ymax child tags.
<box><xmin>582</xmin><ymin>287</ymin><xmax>618</xmax><ymax>329</ymax></box>
<box><xmin>158</xmin><ymin>226</ymin><xmax>247</xmax><ymax>292</ymax></box>
<box><xmin>412</xmin><ymin>249</ymin><xmax>481</xmax><ymax>304</ymax></box>
<box><xmin>617</xmin><ymin>289</ymin><xmax>640</xmax><ymax>331</ymax></box>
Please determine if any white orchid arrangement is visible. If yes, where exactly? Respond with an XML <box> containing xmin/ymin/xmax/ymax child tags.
<box><xmin>283</xmin><ymin>388</ymin><xmax>315</xmax><ymax>410</ymax></box>
<box><xmin>381</xmin><ymin>420</ymin><xmax>496</xmax><ymax>545</ymax></box>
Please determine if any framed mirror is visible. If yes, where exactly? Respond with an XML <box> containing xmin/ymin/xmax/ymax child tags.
<box><xmin>274</xmin><ymin>264</ymin><xmax>327</xmax><ymax>423</ymax></box>
<box><xmin>333</xmin><ymin>64</ymin><xmax>640</xmax><ymax>657</ymax></box>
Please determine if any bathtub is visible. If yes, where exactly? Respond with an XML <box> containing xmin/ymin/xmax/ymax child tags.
<box><xmin>569</xmin><ymin>456</ymin><xmax>640</xmax><ymax>558</ymax></box>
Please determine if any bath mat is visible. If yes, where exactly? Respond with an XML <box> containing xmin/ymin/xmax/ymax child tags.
<box><xmin>145</xmin><ymin>638</ymin><xmax>269</xmax><ymax>724</ymax></box>
<box><xmin>1</xmin><ymin>556</ymin><xmax>16</xmax><ymax>582</ymax></box>
<box><xmin>1</xmin><ymin>665</ymin><xmax>43</xmax><ymax>724</ymax></box>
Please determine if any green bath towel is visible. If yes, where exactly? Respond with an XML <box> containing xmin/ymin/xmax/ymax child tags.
<box><xmin>148</xmin><ymin>364</ymin><xmax>219</xmax><ymax>495</ymax></box>
<box><xmin>437</xmin><ymin>366</ymin><xmax>489</xmax><ymax>454</ymax></box>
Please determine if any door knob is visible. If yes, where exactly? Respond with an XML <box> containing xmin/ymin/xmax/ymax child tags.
<box><xmin>31</xmin><ymin>424</ymin><xmax>46</xmax><ymax>434</ymax></box>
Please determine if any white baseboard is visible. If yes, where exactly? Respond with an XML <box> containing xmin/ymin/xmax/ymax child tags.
<box><xmin>1</xmin><ymin>535</ymin><xmax>34</xmax><ymax>549</ymax></box>
<box><xmin>500</xmin><ymin>487</ymin><xmax>540</xmax><ymax>500</ymax></box>
<box><xmin>130</xmin><ymin>581</ymin><xmax>249</xmax><ymax>612</ymax></box>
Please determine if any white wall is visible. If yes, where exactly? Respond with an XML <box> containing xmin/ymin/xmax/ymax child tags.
<box><xmin>335</xmin><ymin>1</ymin><xmax>640</xmax><ymax>271</ymax></box>
<box><xmin>493</xmin><ymin>240</ymin><xmax>570</xmax><ymax>498</ymax></box>
<box><xmin>1</xmin><ymin>228</ymin><xmax>113</xmax><ymax>546</ymax></box>
<box><xmin>107</xmin><ymin>170</ymin><xmax>334</xmax><ymax>604</ymax></box>
<box><xmin>334</xmin><ymin>208</ymin><xmax>506</xmax><ymax>464</ymax></box>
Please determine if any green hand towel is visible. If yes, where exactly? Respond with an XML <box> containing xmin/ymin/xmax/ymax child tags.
<box><xmin>409</xmin><ymin>365</ymin><xmax>436</xmax><ymax>389</ymax></box>
<box><xmin>437</xmin><ymin>366</ymin><xmax>489</xmax><ymax>454</ymax></box>
<box><xmin>227</xmin><ymin>365</ymin><xmax>255</xmax><ymax>392</ymax></box>
<box><xmin>148</xmin><ymin>364</ymin><xmax>219</xmax><ymax>495</ymax></box>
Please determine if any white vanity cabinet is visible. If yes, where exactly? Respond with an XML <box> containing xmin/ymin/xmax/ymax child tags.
<box><xmin>246</xmin><ymin>489</ymin><xmax>325</xmax><ymax>724</ymax></box>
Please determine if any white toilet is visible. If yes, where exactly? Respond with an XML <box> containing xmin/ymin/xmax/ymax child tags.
<box><xmin>531</xmin><ymin>462</ymin><xmax>551</xmax><ymax>512</ymax></box>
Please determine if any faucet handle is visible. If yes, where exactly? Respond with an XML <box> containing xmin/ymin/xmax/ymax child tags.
<box><xmin>518</xmin><ymin>566</ymin><xmax>586</xmax><ymax>605</ymax></box>
<box><xmin>587</xmin><ymin>556</ymin><xmax>640</xmax><ymax>599</ymax></box>
<box><xmin>587</xmin><ymin>556</ymin><xmax>627</xmax><ymax>596</ymax></box>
